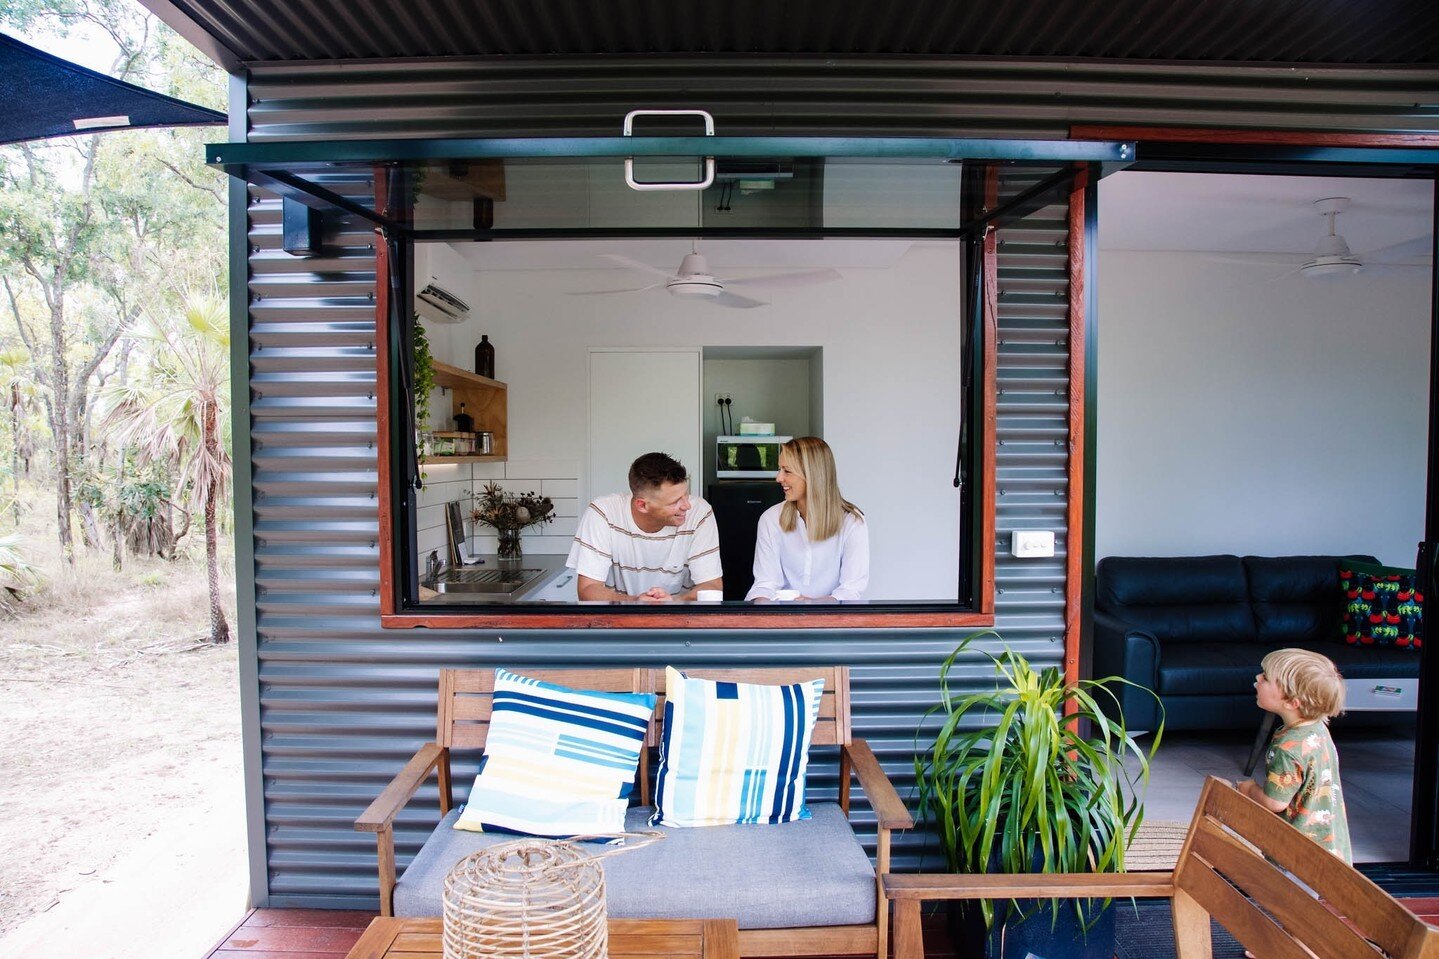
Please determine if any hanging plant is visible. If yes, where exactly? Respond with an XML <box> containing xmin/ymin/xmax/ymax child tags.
<box><xmin>413</xmin><ymin>315</ymin><xmax>435</xmax><ymax>429</ymax></box>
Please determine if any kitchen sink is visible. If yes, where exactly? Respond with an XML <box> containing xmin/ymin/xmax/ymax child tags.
<box><xmin>427</xmin><ymin>566</ymin><xmax>549</xmax><ymax>596</ymax></box>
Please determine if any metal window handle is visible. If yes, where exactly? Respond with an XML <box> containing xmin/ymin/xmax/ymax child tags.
<box><xmin>623</xmin><ymin>109</ymin><xmax>715</xmax><ymax>192</ymax></box>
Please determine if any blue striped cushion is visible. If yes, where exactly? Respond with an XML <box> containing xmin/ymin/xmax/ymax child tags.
<box><xmin>453</xmin><ymin>669</ymin><xmax>657</xmax><ymax>837</ymax></box>
<box><xmin>651</xmin><ymin>666</ymin><xmax>825</xmax><ymax>828</ymax></box>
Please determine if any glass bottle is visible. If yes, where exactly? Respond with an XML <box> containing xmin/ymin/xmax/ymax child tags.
<box><xmin>474</xmin><ymin>334</ymin><xmax>495</xmax><ymax>379</ymax></box>
<box><xmin>454</xmin><ymin>402</ymin><xmax>474</xmax><ymax>433</ymax></box>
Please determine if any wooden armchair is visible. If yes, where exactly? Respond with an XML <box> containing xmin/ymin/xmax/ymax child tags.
<box><xmin>886</xmin><ymin>776</ymin><xmax>1439</xmax><ymax>959</ymax></box>
<box><xmin>355</xmin><ymin>666</ymin><xmax>913</xmax><ymax>959</ymax></box>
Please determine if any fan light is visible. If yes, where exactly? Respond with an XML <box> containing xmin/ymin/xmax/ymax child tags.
<box><xmin>1301</xmin><ymin>197</ymin><xmax>1362</xmax><ymax>278</ymax></box>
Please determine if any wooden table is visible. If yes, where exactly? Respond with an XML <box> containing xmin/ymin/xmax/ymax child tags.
<box><xmin>345</xmin><ymin>916</ymin><xmax>740</xmax><ymax>959</ymax></box>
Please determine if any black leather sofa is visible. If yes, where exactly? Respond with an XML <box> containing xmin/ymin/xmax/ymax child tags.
<box><xmin>1094</xmin><ymin>554</ymin><xmax>1421</xmax><ymax>733</ymax></box>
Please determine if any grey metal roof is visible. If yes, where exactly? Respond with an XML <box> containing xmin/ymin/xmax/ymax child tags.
<box><xmin>142</xmin><ymin>0</ymin><xmax>1439</xmax><ymax>73</ymax></box>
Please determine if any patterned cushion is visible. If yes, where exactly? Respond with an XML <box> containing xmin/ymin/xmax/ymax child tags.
<box><xmin>651</xmin><ymin>666</ymin><xmax>824</xmax><ymax>828</ymax></box>
<box><xmin>1340</xmin><ymin>563</ymin><xmax>1424</xmax><ymax>650</ymax></box>
<box><xmin>453</xmin><ymin>668</ymin><xmax>657</xmax><ymax>836</ymax></box>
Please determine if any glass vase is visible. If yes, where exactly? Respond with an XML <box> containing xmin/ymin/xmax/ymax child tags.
<box><xmin>496</xmin><ymin>527</ymin><xmax>522</xmax><ymax>562</ymax></box>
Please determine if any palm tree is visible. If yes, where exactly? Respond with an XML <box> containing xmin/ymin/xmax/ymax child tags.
<box><xmin>102</xmin><ymin>294</ymin><xmax>232</xmax><ymax>644</ymax></box>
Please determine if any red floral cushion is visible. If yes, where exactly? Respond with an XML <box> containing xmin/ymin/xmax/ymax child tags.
<box><xmin>1340</xmin><ymin>565</ymin><xmax>1423</xmax><ymax>650</ymax></box>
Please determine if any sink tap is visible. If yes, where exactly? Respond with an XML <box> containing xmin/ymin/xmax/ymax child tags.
<box><xmin>425</xmin><ymin>550</ymin><xmax>441</xmax><ymax>582</ymax></box>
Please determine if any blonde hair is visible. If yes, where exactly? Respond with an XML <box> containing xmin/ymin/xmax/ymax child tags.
<box><xmin>778</xmin><ymin>436</ymin><xmax>863</xmax><ymax>542</ymax></box>
<box><xmin>1260</xmin><ymin>648</ymin><xmax>1346</xmax><ymax>721</ymax></box>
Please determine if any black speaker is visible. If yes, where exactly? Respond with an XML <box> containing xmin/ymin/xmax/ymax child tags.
<box><xmin>707</xmin><ymin>481</ymin><xmax>784</xmax><ymax>601</ymax></box>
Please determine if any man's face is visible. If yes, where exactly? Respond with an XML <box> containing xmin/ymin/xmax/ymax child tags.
<box><xmin>638</xmin><ymin>481</ymin><xmax>691</xmax><ymax>528</ymax></box>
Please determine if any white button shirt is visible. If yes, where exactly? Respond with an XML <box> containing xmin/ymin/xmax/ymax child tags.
<box><xmin>746</xmin><ymin>503</ymin><xmax>869</xmax><ymax>601</ymax></box>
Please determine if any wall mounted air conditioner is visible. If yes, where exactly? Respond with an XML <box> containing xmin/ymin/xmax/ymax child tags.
<box><xmin>416</xmin><ymin>280</ymin><xmax>470</xmax><ymax>324</ymax></box>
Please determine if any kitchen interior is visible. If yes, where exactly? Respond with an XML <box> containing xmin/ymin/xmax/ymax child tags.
<box><xmin>408</xmin><ymin>158</ymin><xmax>966</xmax><ymax>605</ymax></box>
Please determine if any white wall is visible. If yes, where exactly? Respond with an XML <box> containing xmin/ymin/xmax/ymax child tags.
<box><xmin>421</xmin><ymin>241</ymin><xmax>964</xmax><ymax>599</ymax></box>
<box><xmin>1096</xmin><ymin>251</ymin><xmax>1430</xmax><ymax>566</ymax></box>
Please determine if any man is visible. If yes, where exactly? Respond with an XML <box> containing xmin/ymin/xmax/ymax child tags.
<box><xmin>567</xmin><ymin>452</ymin><xmax>723</xmax><ymax>602</ymax></box>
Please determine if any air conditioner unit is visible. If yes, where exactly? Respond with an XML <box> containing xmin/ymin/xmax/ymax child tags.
<box><xmin>416</xmin><ymin>281</ymin><xmax>470</xmax><ymax>324</ymax></box>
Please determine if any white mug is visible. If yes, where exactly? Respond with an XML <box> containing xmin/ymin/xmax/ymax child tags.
<box><xmin>695</xmin><ymin>589</ymin><xmax>723</xmax><ymax>603</ymax></box>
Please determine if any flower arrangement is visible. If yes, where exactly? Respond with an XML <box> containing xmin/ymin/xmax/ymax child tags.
<box><xmin>469</xmin><ymin>482</ymin><xmax>555</xmax><ymax>558</ymax></box>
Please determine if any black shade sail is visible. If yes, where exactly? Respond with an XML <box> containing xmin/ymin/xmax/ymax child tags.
<box><xmin>0</xmin><ymin>32</ymin><xmax>225</xmax><ymax>146</ymax></box>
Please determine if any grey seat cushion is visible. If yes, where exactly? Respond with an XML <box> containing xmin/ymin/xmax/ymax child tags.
<box><xmin>394</xmin><ymin>802</ymin><xmax>876</xmax><ymax>930</ymax></box>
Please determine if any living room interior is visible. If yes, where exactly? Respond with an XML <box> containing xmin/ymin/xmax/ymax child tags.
<box><xmin>1096</xmin><ymin>170</ymin><xmax>1435</xmax><ymax>862</ymax></box>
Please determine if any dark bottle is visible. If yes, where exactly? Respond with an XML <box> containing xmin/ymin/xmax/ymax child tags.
<box><xmin>454</xmin><ymin>402</ymin><xmax>474</xmax><ymax>433</ymax></box>
<box><xmin>474</xmin><ymin>334</ymin><xmax>495</xmax><ymax>379</ymax></box>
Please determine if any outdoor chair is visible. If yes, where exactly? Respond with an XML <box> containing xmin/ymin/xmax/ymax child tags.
<box><xmin>355</xmin><ymin>666</ymin><xmax>912</xmax><ymax>959</ymax></box>
<box><xmin>885</xmin><ymin>775</ymin><xmax>1439</xmax><ymax>959</ymax></box>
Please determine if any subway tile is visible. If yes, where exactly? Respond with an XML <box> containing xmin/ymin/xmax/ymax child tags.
<box><xmin>504</xmin><ymin>459</ymin><xmax>579</xmax><ymax>481</ymax></box>
<box><xmin>471</xmin><ymin>462</ymin><xmax>506</xmax><ymax>480</ymax></box>
<box><xmin>551</xmin><ymin>497</ymin><xmax>580</xmax><ymax>518</ymax></box>
<box><xmin>542</xmin><ymin>478</ymin><xmax>579</xmax><ymax>498</ymax></box>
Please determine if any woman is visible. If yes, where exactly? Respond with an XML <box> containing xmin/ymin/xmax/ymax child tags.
<box><xmin>747</xmin><ymin>436</ymin><xmax>869</xmax><ymax>601</ymax></box>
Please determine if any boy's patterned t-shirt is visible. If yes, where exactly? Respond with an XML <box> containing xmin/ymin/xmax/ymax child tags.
<box><xmin>1263</xmin><ymin>720</ymin><xmax>1352</xmax><ymax>863</ymax></box>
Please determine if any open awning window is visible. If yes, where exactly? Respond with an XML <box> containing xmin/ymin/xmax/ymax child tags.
<box><xmin>0</xmin><ymin>32</ymin><xmax>225</xmax><ymax>145</ymax></box>
<box><xmin>206</xmin><ymin>134</ymin><xmax>1134</xmax><ymax>240</ymax></box>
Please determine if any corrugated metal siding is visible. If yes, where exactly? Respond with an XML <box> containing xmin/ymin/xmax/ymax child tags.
<box><xmin>160</xmin><ymin>0</ymin><xmax>1439</xmax><ymax>65</ymax></box>
<box><xmin>243</xmin><ymin>207</ymin><xmax>1069</xmax><ymax>905</ymax></box>
<box><xmin>243</xmin><ymin>57</ymin><xmax>1439</xmax><ymax>143</ymax></box>
<box><xmin>241</xmin><ymin>196</ymin><xmax>1071</xmax><ymax>909</ymax></box>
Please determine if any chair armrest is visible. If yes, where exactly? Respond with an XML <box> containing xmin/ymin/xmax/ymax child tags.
<box><xmin>1093</xmin><ymin>613</ymin><xmax>1162</xmax><ymax>733</ymax></box>
<box><xmin>355</xmin><ymin>742</ymin><xmax>446</xmax><ymax>833</ymax></box>
<box><xmin>843</xmin><ymin>738</ymin><xmax>914</xmax><ymax>831</ymax></box>
<box><xmin>884</xmin><ymin>871</ymin><xmax>1176</xmax><ymax>902</ymax></box>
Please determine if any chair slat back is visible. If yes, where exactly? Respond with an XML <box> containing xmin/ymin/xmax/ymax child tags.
<box><xmin>655</xmin><ymin>667</ymin><xmax>850</xmax><ymax>746</ymax></box>
<box><xmin>1174</xmin><ymin>777</ymin><xmax>1437</xmax><ymax>959</ymax></box>
<box><xmin>438</xmin><ymin>667</ymin><xmax>657</xmax><ymax>750</ymax></box>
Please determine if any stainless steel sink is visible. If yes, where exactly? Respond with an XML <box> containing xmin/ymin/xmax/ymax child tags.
<box><xmin>427</xmin><ymin>566</ymin><xmax>549</xmax><ymax>596</ymax></box>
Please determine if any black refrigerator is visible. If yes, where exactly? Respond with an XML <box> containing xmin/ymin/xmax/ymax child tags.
<box><xmin>707</xmin><ymin>481</ymin><xmax>784</xmax><ymax>600</ymax></box>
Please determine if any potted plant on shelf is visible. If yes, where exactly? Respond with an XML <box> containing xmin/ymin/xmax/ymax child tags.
<box><xmin>469</xmin><ymin>482</ymin><xmax>555</xmax><ymax>561</ymax></box>
<box><xmin>913</xmin><ymin>632</ymin><xmax>1162</xmax><ymax>959</ymax></box>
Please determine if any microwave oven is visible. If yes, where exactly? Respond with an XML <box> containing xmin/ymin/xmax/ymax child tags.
<box><xmin>715</xmin><ymin>435</ymin><xmax>791</xmax><ymax>479</ymax></box>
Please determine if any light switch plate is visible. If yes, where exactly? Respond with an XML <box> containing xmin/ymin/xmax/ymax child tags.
<box><xmin>1011</xmin><ymin>530</ymin><xmax>1055</xmax><ymax>558</ymax></box>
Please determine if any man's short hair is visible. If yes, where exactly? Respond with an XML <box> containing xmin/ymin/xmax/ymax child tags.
<box><xmin>628</xmin><ymin>452</ymin><xmax>688</xmax><ymax>497</ymax></box>
<box><xmin>1261</xmin><ymin>648</ymin><xmax>1346</xmax><ymax>721</ymax></box>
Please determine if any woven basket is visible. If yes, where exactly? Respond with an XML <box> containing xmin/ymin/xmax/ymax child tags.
<box><xmin>441</xmin><ymin>833</ymin><xmax>660</xmax><ymax>959</ymax></box>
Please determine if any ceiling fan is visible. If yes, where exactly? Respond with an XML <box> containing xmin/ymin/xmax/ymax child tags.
<box><xmin>567</xmin><ymin>243</ymin><xmax>842</xmax><ymax>309</ymax></box>
<box><xmin>1206</xmin><ymin>197</ymin><xmax>1432</xmax><ymax>280</ymax></box>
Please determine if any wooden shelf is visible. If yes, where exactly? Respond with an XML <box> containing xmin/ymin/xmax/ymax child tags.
<box><xmin>433</xmin><ymin>362</ymin><xmax>505</xmax><ymax>391</ymax></box>
<box><xmin>422</xmin><ymin>454</ymin><xmax>508</xmax><ymax>464</ymax></box>
<box><xmin>429</xmin><ymin>361</ymin><xmax>508</xmax><ymax>459</ymax></box>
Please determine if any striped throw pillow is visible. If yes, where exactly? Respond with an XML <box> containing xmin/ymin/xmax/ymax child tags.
<box><xmin>453</xmin><ymin>669</ymin><xmax>657</xmax><ymax>837</ymax></box>
<box><xmin>651</xmin><ymin>666</ymin><xmax>825</xmax><ymax>828</ymax></box>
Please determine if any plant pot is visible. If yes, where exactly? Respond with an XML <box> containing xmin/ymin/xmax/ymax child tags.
<box><xmin>496</xmin><ymin>527</ymin><xmax>522</xmax><ymax>561</ymax></box>
<box><xmin>950</xmin><ymin>897</ymin><xmax>1116</xmax><ymax>959</ymax></box>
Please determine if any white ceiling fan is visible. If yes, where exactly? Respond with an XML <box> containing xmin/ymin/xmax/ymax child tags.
<box><xmin>567</xmin><ymin>243</ymin><xmax>842</xmax><ymax>309</ymax></box>
<box><xmin>1203</xmin><ymin>197</ymin><xmax>1432</xmax><ymax>280</ymax></box>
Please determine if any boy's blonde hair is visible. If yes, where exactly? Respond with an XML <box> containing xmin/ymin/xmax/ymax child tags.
<box><xmin>1261</xmin><ymin>648</ymin><xmax>1346</xmax><ymax>721</ymax></box>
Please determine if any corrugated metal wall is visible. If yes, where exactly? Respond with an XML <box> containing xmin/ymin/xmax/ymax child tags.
<box><xmin>241</xmin><ymin>53</ymin><xmax>1402</xmax><ymax>908</ymax></box>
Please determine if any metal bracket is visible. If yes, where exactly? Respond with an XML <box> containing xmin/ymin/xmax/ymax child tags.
<box><xmin>623</xmin><ymin>109</ymin><xmax>715</xmax><ymax>192</ymax></box>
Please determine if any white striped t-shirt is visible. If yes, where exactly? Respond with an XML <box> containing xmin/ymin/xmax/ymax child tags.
<box><xmin>566</xmin><ymin>493</ymin><xmax>722</xmax><ymax>596</ymax></box>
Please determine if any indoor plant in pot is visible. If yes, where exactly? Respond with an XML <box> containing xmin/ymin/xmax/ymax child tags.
<box><xmin>914</xmin><ymin>632</ymin><xmax>1162</xmax><ymax>959</ymax></box>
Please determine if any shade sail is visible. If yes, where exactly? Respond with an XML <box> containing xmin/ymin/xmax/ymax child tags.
<box><xmin>0</xmin><ymin>32</ymin><xmax>225</xmax><ymax>146</ymax></box>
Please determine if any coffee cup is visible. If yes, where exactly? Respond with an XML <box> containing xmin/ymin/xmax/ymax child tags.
<box><xmin>774</xmin><ymin>589</ymin><xmax>801</xmax><ymax>602</ymax></box>
<box><xmin>695</xmin><ymin>589</ymin><xmax>723</xmax><ymax>603</ymax></box>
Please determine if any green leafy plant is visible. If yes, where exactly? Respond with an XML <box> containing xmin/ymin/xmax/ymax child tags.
<box><xmin>913</xmin><ymin>632</ymin><xmax>1162</xmax><ymax>931</ymax></box>
<box><xmin>413</xmin><ymin>316</ymin><xmax>435</xmax><ymax>430</ymax></box>
<box><xmin>0</xmin><ymin>532</ymin><xmax>43</xmax><ymax>616</ymax></box>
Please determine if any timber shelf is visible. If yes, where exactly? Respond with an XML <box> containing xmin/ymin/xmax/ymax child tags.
<box><xmin>431</xmin><ymin>362</ymin><xmax>507</xmax><ymax>459</ymax></box>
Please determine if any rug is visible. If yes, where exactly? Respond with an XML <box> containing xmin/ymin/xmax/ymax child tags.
<box><xmin>1113</xmin><ymin>900</ymin><xmax>1248</xmax><ymax>959</ymax></box>
<box><xmin>1124</xmin><ymin>819</ymin><xmax>1189</xmax><ymax>871</ymax></box>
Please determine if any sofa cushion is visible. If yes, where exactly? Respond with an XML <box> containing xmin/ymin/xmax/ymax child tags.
<box><xmin>1244</xmin><ymin>555</ymin><xmax>1374</xmax><ymax>645</ymax></box>
<box><xmin>1156</xmin><ymin>640</ymin><xmax>1420</xmax><ymax>697</ymax></box>
<box><xmin>1097</xmin><ymin>555</ymin><xmax>1255</xmax><ymax>645</ymax></box>
<box><xmin>1340</xmin><ymin>564</ymin><xmax>1424</xmax><ymax>651</ymax></box>
<box><xmin>395</xmin><ymin>802</ymin><xmax>875</xmax><ymax>929</ymax></box>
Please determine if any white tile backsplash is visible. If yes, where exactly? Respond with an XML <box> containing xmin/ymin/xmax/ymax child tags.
<box><xmin>456</xmin><ymin>461</ymin><xmax>589</xmax><ymax>556</ymax></box>
<box><xmin>504</xmin><ymin>459</ymin><xmax>579</xmax><ymax>481</ymax></box>
<box><xmin>542</xmin><ymin>478</ymin><xmax>579</xmax><ymax>498</ymax></box>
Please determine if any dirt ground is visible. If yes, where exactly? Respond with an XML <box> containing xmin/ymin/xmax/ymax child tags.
<box><xmin>0</xmin><ymin>492</ymin><xmax>244</xmax><ymax>948</ymax></box>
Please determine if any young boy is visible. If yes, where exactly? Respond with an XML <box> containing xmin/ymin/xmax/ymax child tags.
<box><xmin>1238</xmin><ymin>648</ymin><xmax>1352</xmax><ymax>863</ymax></box>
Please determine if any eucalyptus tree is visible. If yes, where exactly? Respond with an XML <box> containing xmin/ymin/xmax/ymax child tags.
<box><xmin>102</xmin><ymin>295</ymin><xmax>232</xmax><ymax>643</ymax></box>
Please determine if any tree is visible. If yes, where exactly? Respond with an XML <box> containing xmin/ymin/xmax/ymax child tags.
<box><xmin>102</xmin><ymin>295</ymin><xmax>232</xmax><ymax>643</ymax></box>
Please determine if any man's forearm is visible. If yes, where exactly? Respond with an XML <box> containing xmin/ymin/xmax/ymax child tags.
<box><xmin>576</xmin><ymin>576</ymin><xmax>635</xmax><ymax>602</ymax></box>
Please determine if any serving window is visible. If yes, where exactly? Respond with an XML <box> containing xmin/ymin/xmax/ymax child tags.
<box><xmin>206</xmin><ymin>133</ymin><xmax>1130</xmax><ymax>627</ymax></box>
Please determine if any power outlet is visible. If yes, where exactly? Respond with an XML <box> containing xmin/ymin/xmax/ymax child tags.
<box><xmin>714</xmin><ymin>392</ymin><xmax>732</xmax><ymax>403</ymax></box>
<box><xmin>1011</xmin><ymin>530</ymin><xmax>1056</xmax><ymax>558</ymax></box>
